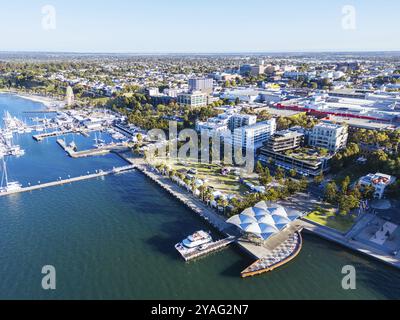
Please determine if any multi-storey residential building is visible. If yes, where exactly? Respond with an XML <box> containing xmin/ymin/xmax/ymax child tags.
<box><xmin>259</xmin><ymin>129</ymin><xmax>331</xmax><ymax>177</ymax></box>
<box><xmin>259</xmin><ymin>149</ymin><xmax>330</xmax><ymax>177</ymax></box>
<box><xmin>239</xmin><ymin>63</ymin><xmax>266</xmax><ymax>76</ymax></box>
<box><xmin>233</xmin><ymin>118</ymin><xmax>276</xmax><ymax>150</ymax></box>
<box><xmin>308</xmin><ymin>123</ymin><xmax>348</xmax><ymax>152</ymax></box>
<box><xmin>228</xmin><ymin>114</ymin><xmax>257</xmax><ymax>131</ymax></box>
<box><xmin>188</xmin><ymin>77</ymin><xmax>213</xmax><ymax>94</ymax></box>
<box><xmin>358</xmin><ymin>173</ymin><xmax>396</xmax><ymax>199</ymax></box>
<box><xmin>195</xmin><ymin>113</ymin><xmax>232</xmax><ymax>137</ymax></box>
<box><xmin>264</xmin><ymin>129</ymin><xmax>305</xmax><ymax>153</ymax></box>
<box><xmin>177</xmin><ymin>92</ymin><xmax>208</xmax><ymax>107</ymax></box>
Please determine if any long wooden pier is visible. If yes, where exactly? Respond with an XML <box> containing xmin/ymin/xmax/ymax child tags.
<box><xmin>33</xmin><ymin>129</ymin><xmax>94</xmax><ymax>142</ymax></box>
<box><xmin>0</xmin><ymin>165</ymin><xmax>136</xmax><ymax>197</ymax></box>
<box><xmin>57</xmin><ymin>138</ymin><xmax>129</xmax><ymax>158</ymax></box>
<box><xmin>23</xmin><ymin>110</ymin><xmax>57</xmax><ymax>114</ymax></box>
<box><xmin>33</xmin><ymin>130</ymin><xmax>75</xmax><ymax>141</ymax></box>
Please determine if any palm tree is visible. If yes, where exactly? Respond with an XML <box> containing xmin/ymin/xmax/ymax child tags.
<box><xmin>169</xmin><ymin>169</ymin><xmax>177</xmax><ymax>178</ymax></box>
<box><xmin>198</xmin><ymin>185</ymin><xmax>206</xmax><ymax>201</ymax></box>
<box><xmin>191</xmin><ymin>182</ymin><xmax>198</xmax><ymax>195</ymax></box>
<box><xmin>217</xmin><ymin>198</ymin><xmax>229</xmax><ymax>215</ymax></box>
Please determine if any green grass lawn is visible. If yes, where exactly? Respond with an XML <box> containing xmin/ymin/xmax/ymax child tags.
<box><xmin>163</xmin><ymin>160</ymin><xmax>259</xmax><ymax>196</ymax></box>
<box><xmin>306</xmin><ymin>209</ymin><xmax>356</xmax><ymax>233</ymax></box>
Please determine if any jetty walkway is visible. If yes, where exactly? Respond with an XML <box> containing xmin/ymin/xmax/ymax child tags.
<box><xmin>33</xmin><ymin>130</ymin><xmax>75</xmax><ymax>141</ymax></box>
<box><xmin>57</xmin><ymin>139</ymin><xmax>129</xmax><ymax>158</ymax></box>
<box><xmin>0</xmin><ymin>165</ymin><xmax>135</xmax><ymax>197</ymax></box>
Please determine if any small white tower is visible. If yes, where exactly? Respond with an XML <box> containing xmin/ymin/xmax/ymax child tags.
<box><xmin>65</xmin><ymin>86</ymin><xmax>75</xmax><ymax>107</ymax></box>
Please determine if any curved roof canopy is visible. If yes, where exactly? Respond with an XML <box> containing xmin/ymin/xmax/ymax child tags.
<box><xmin>227</xmin><ymin>201</ymin><xmax>302</xmax><ymax>241</ymax></box>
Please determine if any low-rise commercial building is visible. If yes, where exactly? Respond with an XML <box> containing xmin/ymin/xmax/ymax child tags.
<box><xmin>358</xmin><ymin>173</ymin><xmax>396</xmax><ymax>199</ymax></box>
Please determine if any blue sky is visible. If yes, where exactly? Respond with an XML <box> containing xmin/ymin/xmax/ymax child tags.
<box><xmin>0</xmin><ymin>0</ymin><xmax>399</xmax><ymax>53</ymax></box>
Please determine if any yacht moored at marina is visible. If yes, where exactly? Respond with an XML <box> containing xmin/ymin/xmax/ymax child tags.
<box><xmin>3</xmin><ymin>130</ymin><xmax>13</xmax><ymax>139</ymax></box>
<box><xmin>9</xmin><ymin>145</ymin><xmax>25</xmax><ymax>157</ymax></box>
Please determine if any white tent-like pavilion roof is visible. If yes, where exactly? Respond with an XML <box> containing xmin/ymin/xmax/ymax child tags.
<box><xmin>227</xmin><ymin>202</ymin><xmax>302</xmax><ymax>241</ymax></box>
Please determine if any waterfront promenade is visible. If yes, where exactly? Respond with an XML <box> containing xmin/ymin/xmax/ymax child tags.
<box><xmin>139</xmin><ymin>154</ymin><xmax>400</xmax><ymax>268</ymax></box>
<box><xmin>295</xmin><ymin>219</ymin><xmax>400</xmax><ymax>269</ymax></box>
<box><xmin>119</xmin><ymin>153</ymin><xmax>301</xmax><ymax>261</ymax></box>
<box><xmin>277</xmin><ymin>191</ymin><xmax>400</xmax><ymax>270</ymax></box>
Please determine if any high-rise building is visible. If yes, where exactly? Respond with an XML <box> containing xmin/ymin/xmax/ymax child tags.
<box><xmin>188</xmin><ymin>78</ymin><xmax>213</xmax><ymax>94</ymax></box>
<box><xmin>308</xmin><ymin>123</ymin><xmax>348</xmax><ymax>152</ymax></box>
<box><xmin>233</xmin><ymin>118</ymin><xmax>276</xmax><ymax>150</ymax></box>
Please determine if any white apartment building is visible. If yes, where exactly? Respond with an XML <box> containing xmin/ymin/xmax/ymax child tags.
<box><xmin>196</xmin><ymin>112</ymin><xmax>256</xmax><ymax>138</ymax></box>
<box><xmin>358</xmin><ymin>173</ymin><xmax>396</xmax><ymax>199</ymax></box>
<box><xmin>195</xmin><ymin>114</ymin><xmax>230</xmax><ymax>137</ymax></box>
<box><xmin>308</xmin><ymin>123</ymin><xmax>348</xmax><ymax>152</ymax></box>
<box><xmin>228</xmin><ymin>114</ymin><xmax>257</xmax><ymax>131</ymax></box>
<box><xmin>177</xmin><ymin>92</ymin><xmax>208</xmax><ymax>107</ymax></box>
<box><xmin>233</xmin><ymin>118</ymin><xmax>277</xmax><ymax>150</ymax></box>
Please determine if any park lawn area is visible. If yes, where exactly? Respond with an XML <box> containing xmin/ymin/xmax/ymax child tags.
<box><xmin>306</xmin><ymin>208</ymin><xmax>356</xmax><ymax>233</ymax></box>
<box><xmin>165</xmin><ymin>160</ymin><xmax>259</xmax><ymax>196</ymax></box>
<box><xmin>89</xmin><ymin>97</ymin><xmax>110</xmax><ymax>105</ymax></box>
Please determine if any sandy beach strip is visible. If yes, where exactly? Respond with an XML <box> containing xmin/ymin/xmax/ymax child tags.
<box><xmin>0</xmin><ymin>91</ymin><xmax>63</xmax><ymax>108</ymax></box>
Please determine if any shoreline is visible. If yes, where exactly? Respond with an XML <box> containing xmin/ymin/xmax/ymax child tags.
<box><xmin>297</xmin><ymin>218</ymin><xmax>400</xmax><ymax>270</ymax></box>
<box><xmin>0</xmin><ymin>90</ymin><xmax>63</xmax><ymax>108</ymax></box>
<box><xmin>123</xmin><ymin>153</ymin><xmax>400</xmax><ymax>271</ymax></box>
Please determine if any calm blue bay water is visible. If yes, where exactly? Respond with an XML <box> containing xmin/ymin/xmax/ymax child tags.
<box><xmin>0</xmin><ymin>93</ymin><xmax>399</xmax><ymax>300</ymax></box>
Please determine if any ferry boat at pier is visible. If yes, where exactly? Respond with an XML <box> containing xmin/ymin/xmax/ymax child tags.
<box><xmin>175</xmin><ymin>232</ymin><xmax>236</xmax><ymax>262</ymax></box>
<box><xmin>175</xmin><ymin>230</ymin><xmax>213</xmax><ymax>253</ymax></box>
<box><xmin>183</xmin><ymin>231</ymin><xmax>212</xmax><ymax>248</ymax></box>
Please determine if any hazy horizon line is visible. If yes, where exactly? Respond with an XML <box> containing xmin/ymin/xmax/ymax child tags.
<box><xmin>1</xmin><ymin>49</ymin><xmax>400</xmax><ymax>56</ymax></box>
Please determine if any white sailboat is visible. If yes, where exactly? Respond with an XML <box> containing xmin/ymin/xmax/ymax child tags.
<box><xmin>93</xmin><ymin>132</ymin><xmax>105</xmax><ymax>148</ymax></box>
<box><xmin>0</xmin><ymin>158</ymin><xmax>22</xmax><ymax>193</ymax></box>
